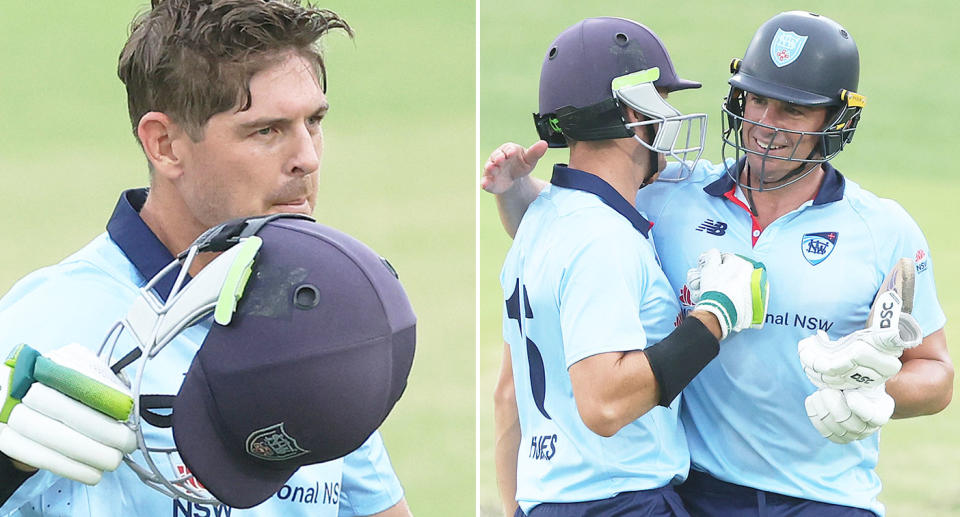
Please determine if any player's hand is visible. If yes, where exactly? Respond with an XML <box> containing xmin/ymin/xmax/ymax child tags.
<box><xmin>805</xmin><ymin>386</ymin><xmax>894</xmax><ymax>444</ymax></box>
<box><xmin>692</xmin><ymin>249</ymin><xmax>769</xmax><ymax>340</ymax></box>
<box><xmin>0</xmin><ymin>344</ymin><xmax>137</xmax><ymax>485</ymax></box>
<box><xmin>480</xmin><ymin>141</ymin><xmax>548</xmax><ymax>194</ymax></box>
<box><xmin>798</xmin><ymin>314</ymin><xmax>922</xmax><ymax>390</ymax></box>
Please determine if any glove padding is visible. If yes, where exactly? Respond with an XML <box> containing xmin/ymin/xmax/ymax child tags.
<box><xmin>805</xmin><ymin>386</ymin><xmax>894</xmax><ymax>444</ymax></box>
<box><xmin>798</xmin><ymin>314</ymin><xmax>922</xmax><ymax>390</ymax></box>
<box><xmin>0</xmin><ymin>344</ymin><xmax>137</xmax><ymax>485</ymax></box>
<box><xmin>691</xmin><ymin>249</ymin><xmax>769</xmax><ymax>339</ymax></box>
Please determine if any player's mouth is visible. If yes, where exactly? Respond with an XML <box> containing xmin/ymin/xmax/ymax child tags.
<box><xmin>753</xmin><ymin>136</ymin><xmax>787</xmax><ymax>152</ymax></box>
<box><xmin>270</xmin><ymin>198</ymin><xmax>311</xmax><ymax>214</ymax></box>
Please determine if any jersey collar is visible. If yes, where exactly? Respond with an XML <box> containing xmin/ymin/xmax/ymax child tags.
<box><xmin>550</xmin><ymin>164</ymin><xmax>652</xmax><ymax>238</ymax></box>
<box><xmin>704</xmin><ymin>157</ymin><xmax>846</xmax><ymax>205</ymax></box>
<box><xmin>106</xmin><ymin>188</ymin><xmax>186</xmax><ymax>301</ymax></box>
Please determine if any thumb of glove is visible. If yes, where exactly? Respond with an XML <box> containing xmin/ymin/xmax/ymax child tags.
<box><xmin>844</xmin><ymin>386</ymin><xmax>894</xmax><ymax>428</ymax></box>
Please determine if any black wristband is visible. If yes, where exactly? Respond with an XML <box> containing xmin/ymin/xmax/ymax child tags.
<box><xmin>0</xmin><ymin>454</ymin><xmax>35</xmax><ymax>504</ymax></box>
<box><xmin>644</xmin><ymin>316</ymin><xmax>720</xmax><ymax>407</ymax></box>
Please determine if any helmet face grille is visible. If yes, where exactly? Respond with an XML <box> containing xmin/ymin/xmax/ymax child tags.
<box><xmin>720</xmin><ymin>88</ymin><xmax>862</xmax><ymax>191</ymax></box>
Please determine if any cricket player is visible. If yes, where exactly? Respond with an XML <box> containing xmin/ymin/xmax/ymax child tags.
<box><xmin>494</xmin><ymin>17</ymin><xmax>768</xmax><ymax>517</ymax></box>
<box><xmin>485</xmin><ymin>11</ymin><xmax>952</xmax><ymax>517</ymax></box>
<box><xmin>0</xmin><ymin>1</ymin><xmax>412</xmax><ymax>515</ymax></box>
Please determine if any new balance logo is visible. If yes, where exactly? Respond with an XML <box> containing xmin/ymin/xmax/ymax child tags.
<box><xmin>696</xmin><ymin>219</ymin><xmax>727</xmax><ymax>236</ymax></box>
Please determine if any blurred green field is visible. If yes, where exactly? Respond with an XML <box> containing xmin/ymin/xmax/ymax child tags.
<box><xmin>479</xmin><ymin>2</ymin><xmax>960</xmax><ymax>516</ymax></box>
<box><xmin>0</xmin><ymin>2</ymin><xmax>474</xmax><ymax>516</ymax></box>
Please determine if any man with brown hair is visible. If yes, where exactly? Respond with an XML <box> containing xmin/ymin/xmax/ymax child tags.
<box><xmin>0</xmin><ymin>1</ymin><xmax>412</xmax><ymax>515</ymax></box>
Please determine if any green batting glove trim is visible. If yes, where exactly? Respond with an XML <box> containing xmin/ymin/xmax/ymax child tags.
<box><xmin>699</xmin><ymin>291</ymin><xmax>736</xmax><ymax>330</ymax></box>
<box><xmin>214</xmin><ymin>236</ymin><xmax>263</xmax><ymax>326</ymax></box>
<box><xmin>0</xmin><ymin>344</ymin><xmax>41</xmax><ymax>422</ymax></box>
<box><xmin>6</xmin><ymin>344</ymin><xmax>39</xmax><ymax>400</ymax></box>
<box><xmin>750</xmin><ymin>266</ymin><xmax>769</xmax><ymax>325</ymax></box>
<box><xmin>735</xmin><ymin>254</ymin><xmax>765</xmax><ymax>269</ymax></box>
<box><xmin>611</xmin><ymin>67</ymin><xmax>661</xmax><ymax>90</ymax></box>
<box><xmin>33</xmin><ymin>356</ymin><xmax>133</xmax><ymax>421</ymax></box>
<box><xmin>0</xmin><ymin>380</ymin><xmax>18</xmax><ymax>424</ymax></box>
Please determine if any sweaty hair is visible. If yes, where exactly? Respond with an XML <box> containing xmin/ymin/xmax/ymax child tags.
<box><xmin>118</xmin><ymin>0</ymin><xmax>352</xmax><ymax>141</ymax></box>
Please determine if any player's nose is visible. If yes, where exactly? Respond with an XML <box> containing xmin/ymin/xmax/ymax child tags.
<box><xmin>288</xmin><ymin>124</ymin><xmax>321</xmax><ymax>176</ymax></box>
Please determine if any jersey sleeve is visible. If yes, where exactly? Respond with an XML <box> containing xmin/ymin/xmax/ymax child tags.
<box><xmin>558</xmin><ymin>226</ymin><xmax>651</xmax><ymax>367</ymax></box>
<box><xmin>877</xmin><ymin>201</ymin><xmax>946</xmax><ymax>336</ymax></box>
<box><xmin>337</xmin><ymin>431</ymin><xmax>404</xmax><ymax>517</ymax></box>
<box><xmin>0</xmin><ymin>470</ymin><xmax>58</xmax><ymax>515</ymax></box>
<box><xmin>634</xmin><ymin>159</ymin><xmax>720</xmax><ymax>222</ymax></box>
<box><xmin>634</xmin><ymin>180</ymin><xmax>672</xmax><ymax>223</ymax></box>
<box><xmin>0</xmin><ymin>262</ymin><xmax>136</xmax><ymax>356</ymax></box>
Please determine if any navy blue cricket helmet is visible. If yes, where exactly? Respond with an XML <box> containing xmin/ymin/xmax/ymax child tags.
<box><xmin>721</xmin><ymin>11</ymin><xmax>866</xmax><ymax>189</ymax></box>
<box><xmin>104</xmin><ymin>214</ymin><xmax>415</xmax><ymax>508</ymax></box>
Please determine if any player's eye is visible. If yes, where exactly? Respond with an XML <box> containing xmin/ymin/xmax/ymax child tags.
<box><xmin>787</xmin><ymin>107</ymin><xmax>808</xmax><ymax>118</ymax></box>
<box><xmin>256</xmin><ymin>127</ymin><xmax>273</xmax><ymax>136</ymax></box>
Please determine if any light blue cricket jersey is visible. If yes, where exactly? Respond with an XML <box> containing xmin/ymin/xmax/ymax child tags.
<box><xmin>501</xmin><ymin>165</ymin><xmax>687</xmax><ymax>513</ymax></box>
<box><xmin>0</xmin><ymin>189</ymin><xmax>403</xmax><ymax>517</ymax></box>
<box><xmin>637</xmin><ymin>159</ymin><xmax>946</xmax><ymax>516</ymax></box>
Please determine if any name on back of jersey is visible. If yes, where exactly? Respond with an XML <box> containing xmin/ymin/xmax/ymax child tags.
<box><xmin>529</xmin><ymin>434</ymin><xmax>558</xmax><ymax>461</ymax></box>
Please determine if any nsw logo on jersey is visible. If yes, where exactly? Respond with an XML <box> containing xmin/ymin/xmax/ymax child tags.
<box><xmin>801</xmin><ymin>231</ymin><xmax>838</xmax><ymax>265</ymax></box>
<box><xmin>770</xmin><ymin>28</ymin><xmax>808</xmax><ymax>67</ymax></box>
<box><xmin>695</xmin><ymin>219</ymin><xmax>727</xmax><ymax>236</ymax></box>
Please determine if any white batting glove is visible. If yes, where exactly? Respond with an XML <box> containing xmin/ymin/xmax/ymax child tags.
<box><xmin>685</xmin><ymin>264</ymin><xmax>702</xmax><ymax>304</ymax></box>
<box><xmin>805</xmin><ymin>386</ymin><xmax>894</xmax><ymax>444</ymax></box>
<box><xmin>692</xmin><ymin>249</ymin><xmax>770</xmax><ymax>339</ymax></box>
<box><xmin>798</xmin><ymin>312</ymin><xmax>922</xmax><ymax>391</ymax></box>
<box><xmin>0</xmin><ymin>344</ymin><xmax>137</xmax><ymax>485</ymax></box>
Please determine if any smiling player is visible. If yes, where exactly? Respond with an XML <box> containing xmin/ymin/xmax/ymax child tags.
<box><xmin>485</xmin><ymin>11</ymin><xmax>952</xmax><ymax>516</ymax></box>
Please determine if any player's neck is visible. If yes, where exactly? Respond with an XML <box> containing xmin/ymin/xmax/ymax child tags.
<box><xmin>568</xmin><ymin>140</ymin><xmax>649</xmax><ymax>203</ymax></box>
<box><xmin>741</xmin><ymin>164</ymin><xmax>825</xmax><ymax>228</ymax></box>
<box><xmin>140</xmin><ymin>185</ymin><xmax>218</xmax><ymax>276</ymax></box>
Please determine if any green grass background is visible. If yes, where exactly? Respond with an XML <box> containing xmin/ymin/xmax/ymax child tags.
<box><xmin>479</xmin><ymin>2</ymin><xmax>960</xmax><ymax>516</ymax></box>
<box><xmin>0</xmin><ymin>2</ymin><xmax>474</xmax><ymax>515</ymax></box>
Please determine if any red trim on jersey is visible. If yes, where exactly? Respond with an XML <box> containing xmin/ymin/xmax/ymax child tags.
<box><xmin>722</xmin><ymin>187</ymin><xmax>763</xmax><ymax>247</ymax></box>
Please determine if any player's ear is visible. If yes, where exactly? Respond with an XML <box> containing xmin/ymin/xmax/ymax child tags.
<box><xmin>137</xmin><ymin>112</ymin><xmax>189</xmax><ymax>180</ymax></box>
<box><xmin>623</xmin><ymin>107</ymin><xmax>645</xmax><ymax>124</ymax></box>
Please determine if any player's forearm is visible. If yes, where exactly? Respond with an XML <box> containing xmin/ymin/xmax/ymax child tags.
<box><xmin>496</xmin><ymin>176</ymin><xmax>548</xmax><ymax>239</ymax></box>
<box><xmin>887</xmin><ymin>329</ymin><xmax>953</xmax><ymax>418</ymax></box>
<box><xmin>493</xmin><ymin>411</ymin><xmax>521</xmax><ymax>517</ymax></box>
<box><xmin>493</xmin><ymin>343</ymin><xmax>520</xmax><ymax>517</ymax></box>
<box><xmin>570</xmin><ymin>315</ymin><xmax>720</xmax><ymax>437</ymax></box>
<box><xmin>570</xmin><ymin>351</ymin><xmax>660</xmax><ymax>437</ymax></box>
<box><xmin>887</xmin><ymin>359</ymin><xmax>953</xmax><ymax>418</ymax></box>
